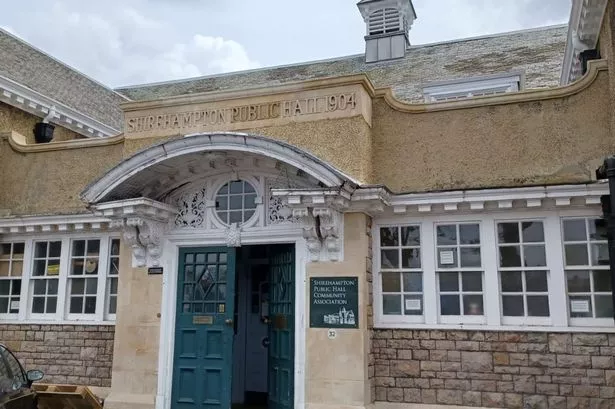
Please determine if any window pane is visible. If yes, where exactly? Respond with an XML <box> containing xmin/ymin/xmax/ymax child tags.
<box><xmin>229</xmin><ymin>211</ymin><xmax>242</xmax><ymax>224</ymax></box>
<box><xmin>48</xmin><ymin>280</ymin><xmax>58</xmax><ymax>294</ymax></box>
<box><xmin>589</xmin><ymin>219</ymin><xmax>608</xmax><ymax>241</ymax></box>
<box><xmin>84</xmin><ymin>297</ymin><xmax>96</xmax><ymax>314</ymax></box>
<box><xmin>0</xmin><ymin>261</ymin><xmax>8</xmax><ymax>277</ymax></box>
<box><xmin>569</xmin><ymin>295</ymin><xmax>592</xmax><ymax>318</ymax></box>
<box><xmin>230</xmin><ymin>195</ymin><xmax>242</xmax><ymax>210</ymax></box>
<box><xmin>71</xmin><ymin>278</ymin><xmax>85</xmax><ymax>295</ymax></box>
<box><xmin>462</xmin><ymin>272</ymin><xmax>483</xmax><ymax>292</ymax></box>
<box><xmin>47</xmin><ymin>297</ymin><xmax>57</xmax><ymax>314</ymax></box>
<box><xmin>401</xmin><ymin>248</ymin><xmax>420</xmax><ymax>268</ymax></box>
<box><xmin>524</xmin><ymin>245</ymin><xmax>546</xmax><ymax>267</ymax></box>
<box><xmin>381</xmin><ymin>250</ymin><xmax>399</xmax><ymax>269</ymax></box>
<box><xmin>526</xmin><ymin>271</ymin><xmax>548</xmax><ymax>292</ymax></box>
<box><xmin>437</xmin><ymin>248</ymin><xmax>457</xmax><ymax>268</ymax></box>
<box><xmin>33</xmin><ymin>260</ymin><xmax>46</xmax><ymax>277</ymax></box>
<box><xmin>565</xmin><ymin>244</ymin><xmax>589</xmax><ymax>266</ymax></box>
<box><xmin>72</xmin><ymin>240</ymin><xmax>86</xmax><ymax>257</ymax></box>
<box><xmin>32</xmin><ymin>297</ymin><xmax>45</xmax><ymax>313</ymax></box>
<box><xmin>440</xmin><ymin>295</ymin><xmax>460</xmax><ymax>315</ymax></box>
<box><xmin>0</xmin><ymin>244</ymin><xmax>11</xmax><ymax>259</ymax></box>
<box><xmin>87</xmin><ymin>240</ymin><xmax>100</xmax><ymax>255</ymax></box>
<box><xmin>0</xmin><ymin>281</ymin><xmax>9</xmax><ymax>295</ymax></box>
<box><xmin>12</xmin><ymin>281</ymin><xmax>20</xmax><ymax>295</ymax></box>
<box><xmin>109</xmin><ymin>297</ymin><xmax>117</xmax><ymax>315</ymax></box>
<box><xmin>110</xmin><ymin>259</ymin><xmax>120</xmax><ymax>276</ymax></box>
<box><xmin>71</xmin><ymin>259</ymin><xmax>84</xmax><ymax>275</ymax></box>
<box><xmin>382</xmin><ymin>295</ymin><xmax>401</xmax><ymax>315</ymax></box>
<box><xmin>0</xmin><ymin>298</ymin><xmax>7</xmax><ymax>313</ymax></box>
<box><xmin>403</xmin><ymin>295</ymin><xmax>423</xmax><ymax>315</ymax></box>
<box><xmin>522</xmin><ymin>222</ymin><xmax>544</xmax><ymax>242</ymax></box>
<box><xmin>86</xmin><ymin>279</ymin><xmax>97</xmax><ymax>294</ymax></box>
<box><xmin>459</xmin><ymin>224</ymin><xmax>480</xmax><ymax>245</ymax></box>
<box><xmin>33</xmin><ymin>280</ymin><xmax>46</xmax><ymax>295</ymax></box>
<box><xmin>593</xmin><ymin>270</ymin><xmax>612</xmax><ymax>292</ymax></box>
<box><xmin>439</xmin><ymin>272</ymin><xmax>459</xmax><ymax>292</ymax></box>
<box><xmin>49</xmin><ymin>242</ymin><xmax>62</xmax><ymax>258</ymax></box>
<box><xmin>403</xmin><ymin>272</ymin><xmax>423</xmax><ymax>292</ymax></box>
<box><xmin>216</xmin><ymin>197</ymin><xmax>228</xmax><ymax>211</ymax></box>
<box><xmin>401</xmin><ymin>226</ymin><xmax>420</xmax><ymax>246</ymax></box>
<box><xmin>591</xmin><ymin>244</ymin><xmax>609</xmax><ymax>266</ymax></box>
<box><xmin>229</xmin><ymin>181</ymin><xmax>243</xmax><ymax>194</ymax></box>
<box><xmin>110</xmin><ymin>239</ymin><xmax>120</xmax><ymax>256</ymax></box>
<box><xmin>11</xmin><ymin>261</ymin><xmax>23</xmax><ymax>277</ymax></box>
<box><xmin>245</xmin><ymin>194</ymin><xmax>256</xmax><ymax>209</ymax></box>
<box><xmin>566</xmin><ymin>271</ymin><xmax>590</xmax><ymax>293</ymax></box>
<box><xmin>70</xmin><ymin>297</ymin><xmax>83</xmax><ymax>314</ymax></box>
<box><xmin>563</xmin><ymin>219</ymin><xmax>587</xmax><ymax>241</ymax></box>
<box><xmin>13</xmin><ymin>243</ymin><xmax>24</xmax><ymax>257</ymax></box>
<box><xmin>595</xmin><ymin>295</ymin><xmax>614</xmax><ymax>318</ymax></box>
<box><xmin>380</xmin><ymin>227</ymin><xmax>398</xmax><ymax>246</ymax></box>
<box><xmin>381</xmin><ymin>273</ymin><xmax>401</xmax><ymax>292</ymax></box>
<box><xmin>527</xmin><ymin>295</ymin><xmax>550</xmax><ymax>317</ymax></box>
<box><xmin>437</xmin><ymin>225</ymin><xmax>457</xmax><ymax>245</ymax></box>
<box><xmin>34</xmin><ymin>242</ymin><xmax>47</xmax><ymax>258</ymax></box>
<box><xmin>244</xmin><ymin>183</ymin><xmax>255</xmax><ymax>194</ymax></box>
<box><xmin>502</xmin><ymin>295</ymin><xmax>524</xmax><ymax>316</ymax></box>
<box><xmin>498</xmin><ymin>223</ymin><xmax>520</xmax><ymax>243</ymax></box>
<box><xmin>463</xmin><ymin>295</ymin><xmax>484</xmax><ymax>315</ymax></box>
<box><xmin>500</xmin><ymin>246</ymin><xmax>521</xmax><ymax>267</ymax></box>
<box><xmin>460</xmin><ymin>247</ymin><xmax>481</xmax><ymax>267</ymax></box>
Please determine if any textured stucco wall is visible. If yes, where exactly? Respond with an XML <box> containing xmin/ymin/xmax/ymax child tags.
<box><xmin>0</xmin><ymin>102</ymin><xmax>83</xmax><ymax>143</ymax></box>
<box><xmin>0</xmin><ymin>135</ymin><xmax>124</xmax><ymax>216</ymax></box>
<box><xmin>371</xmin><ymin>71</ymin><xmax>613</xmax><ymax>193</ymax></box>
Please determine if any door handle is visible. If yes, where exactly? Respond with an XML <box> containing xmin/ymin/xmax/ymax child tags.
<box><xmin>225</xmin><ymin>318</ymin><xmax>234</xmax><ymax>326</ymax></box>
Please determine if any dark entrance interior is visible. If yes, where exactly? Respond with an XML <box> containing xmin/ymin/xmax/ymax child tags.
<box><xmin>172</xmin><ymin>244</ymin><xmax>295</xmax><ymax>409</ymax></box>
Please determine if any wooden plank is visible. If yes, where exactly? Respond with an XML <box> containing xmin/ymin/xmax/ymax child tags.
<box><xmin>34</xmin><ymin>383</ymin><xmax>103</xmax><ymax>409</ymax></box>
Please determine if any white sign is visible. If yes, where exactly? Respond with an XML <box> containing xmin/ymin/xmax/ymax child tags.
<box><xmin>327</xmin><ymin>329</ymin><xmax>337</xmax><ymax>339</ymax></box>
<box><xmin>570</xmin><ymin>300</ymin><xmax>590</xmax><ymax>313</ymax></box>
<box><xmin>10</xmin><ymin>301</ymin><xmax>19</xmax><ymax>311</ymax></box>
<box><xmin>405</xmin><ymin>299</ymin><xmax>422</xmax><ymax>311</ymax></box>
<box><xmin>439</xmin><ymin>250</ymin><xmax>455</xmax><ymax>265</ymax></box>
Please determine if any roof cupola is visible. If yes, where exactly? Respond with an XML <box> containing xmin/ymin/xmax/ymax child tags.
<box><xmin>357</xmin><ymin>0</ymin><xmax>417</xmax><ymax>62</ymax></box>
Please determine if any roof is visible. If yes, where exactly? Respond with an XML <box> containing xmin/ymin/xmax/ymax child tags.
<box><xmin>0</xmin><ymin>28</ymin><xmax>126</xmax><ymax>131</ymax></box>
<box><xmin>116</xmin><ymin>25</ymin><xmax>567</xmax><ymax>103</ymax></box>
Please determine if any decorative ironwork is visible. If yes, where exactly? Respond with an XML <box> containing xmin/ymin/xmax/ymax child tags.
<box><xmin>175</xmin><ymin>187</ymin><xmax>207</xmax><ymax>228</ymax></box>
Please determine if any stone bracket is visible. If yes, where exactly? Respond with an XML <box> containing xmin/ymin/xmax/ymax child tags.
<box><xmin>293</xmin><ymin>206</ymin><xmax>343</xmax><ymax>262</ymax></box>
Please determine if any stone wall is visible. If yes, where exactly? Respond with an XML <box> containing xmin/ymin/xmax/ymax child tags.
<box><xmin>0</xmin><ymin>324</ymin><xmax>114</xmax><ymax>387</ymax></box>
<box><xmin>373</xmin><ymin>329</ymin><xmax>615</xmax><ymax>408</ymax></box>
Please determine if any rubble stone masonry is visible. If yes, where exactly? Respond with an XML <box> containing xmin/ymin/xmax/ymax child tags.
<box><xmin>0</xmin><ymin>324</ymin><xmax>114</xmax><ymax>387</ymax></box>
<box><xmin>373</xmin><ymin>329</ymin><xmax>615</xmax><ymax>409</ymax></box>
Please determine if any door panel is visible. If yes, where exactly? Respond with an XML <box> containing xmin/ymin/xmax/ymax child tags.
<box><xmin>172</xmin><ymin>247</ymin><xmax>236</xmax><ymax>409</ymax></box>
<box><xmin>268</xmin><ymin>245</ymin><xmax>294</xmax><ymax>409</ymax></box>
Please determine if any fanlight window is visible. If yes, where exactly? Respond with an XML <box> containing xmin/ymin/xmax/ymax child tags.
<box><xmin>215</xmin><ymin>180</ymin><xmax>258</xmax><ymax>225</ymax></box>
<box><xmin>368</xmin><ymin>8</ymin><xmax>402</xmax><ymax>35</ymax></box>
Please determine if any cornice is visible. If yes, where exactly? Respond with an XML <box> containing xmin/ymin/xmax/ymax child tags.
<box><xmin>0</xmin><ymin>74</ymin><xmax>120</xmax><ymax>137</ymax></box>
<box><xmin>0</xmin><ymin>213</ymin><xmax>113</xmax><ymax>234</ymax></box>
<box><xmin>376</xmin><ymin>59</ymin><xmax>608</xmax><ymax>113</ymax></box>
<box><xmin>120</xmin><ymin>74</ymin><xmax>377</xmax><ymax>111</ymax></box>
<box><xmin>1</xmin><ymin>131</ymin><xmax>124</xmax><ymax>153</ymax></box>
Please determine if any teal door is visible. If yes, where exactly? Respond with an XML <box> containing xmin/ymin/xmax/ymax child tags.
<box><xmin>268</xmin><ymin>244</ymin><xmax>295</xmax><ymax>409</ymax></box>
<box><xmin>172</xmin><ymin>247</ymin><xmax>236</xmax><ymax>409</ymax></box>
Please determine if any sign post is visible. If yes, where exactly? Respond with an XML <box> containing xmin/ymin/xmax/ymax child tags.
<box><xmin>309</xmin><ymin>277</ymin><xmax>359</xmax><ymax>329</ymax></box>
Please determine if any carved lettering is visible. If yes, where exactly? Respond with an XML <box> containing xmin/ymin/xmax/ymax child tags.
<box><xmin>126</xmin><ymin>92</ymin><xmax>357</xmax><ymax>133</ymax></box>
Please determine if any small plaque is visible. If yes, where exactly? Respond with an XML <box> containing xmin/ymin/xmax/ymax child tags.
<box><xmin>148</xmin><ymin>267</ymin><xmax>163</xmax><ymax>275</ymax></box>
<box><xmin>10</xmin><ymin>300</ymin><xmax>19</xmax><ymax>311</ymax></box>
<box><xmin>193</xmin><ymin>315</ymin><xmax>214</xmax><ymax>325</ymax></box>
<box><xmin>439</xmin><ymin>250</ymin><xmax>455</xmax><ymax>265</ymax></box>
<box><xmin>405</xmin><ymin>299</ymin><xmax>421</xmax><ymax>311</ymax></box>
<box><xmin>571</xmin><ymin>300</ymin><xmax>590</xmax><ymax>313</ymax></box>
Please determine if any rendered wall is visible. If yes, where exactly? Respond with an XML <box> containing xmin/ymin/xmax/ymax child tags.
<box><xmin>371</xmin><ymin>70</ymin><xmax>613</xmax><ymax>193</ymax></box>
<box><xmin>0</xmin><ymin>102</ymin><xmax>83</xmax><ymax>143</ymax></box>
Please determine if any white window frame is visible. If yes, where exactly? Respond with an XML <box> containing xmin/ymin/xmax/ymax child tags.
<box><xmin>28</xmin><ymin>240</ymin><xmax>63</xmax><ymax>320</ymax></box>
<box><xmin>0</xmin><ymin>241</ymin><xmax>26</xmax><ymax>319</ymax></box>
<box><xmin>422</xmin><ymin>72</ymin><xmax>523</xmax><ymax>103</ymax></box>
<box><xmin>373</xmin><ymin>208</ymin><xmax>614</xmax><ymax>332</ymax></box>
<box><xmin>496</xmin><ymin>218</ymin><xmax>551</xmax><ymax>327</ymax></box>
<box><xmin>0</xmin><ymin>233</ymin><xmax>119</xmax><ymax>324</ymax></box>
<box><xmin>106</xmin><ymin>238</ymin><xmax>121</xmax><ymax>321</ymax></box>
<box><xmin>434</xmin><ymin>222</ymin><xmax>485</xmax><ymax>325</ymax></box>
<box><xmin>561</xmin><ymin>217</ymin><xmax>614</xmax><ymax>327</ymax></box>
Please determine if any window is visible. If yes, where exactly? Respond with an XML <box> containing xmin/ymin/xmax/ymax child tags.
<box><xmin>497</xmin><ymin>221</ymin><xmax>550</xmax><ymax>324</ymax></box>
<box><xmin>68</xmin><ymin>239</ymin><xmax>100</xmax><ymax>315</ymax></box>
<box><xmin>215</xmin><ymin>180</ymin><xmax>258</xmax><ymax>225</ymax></box>
<box><xmin>423</xmin><ymin>73</ymin><xmax>522</xmax><ymax>103</ymax></box>
<box><xmin>0</xmin><ymin>242</ymin><xmax>24</xmax><ymax>315</ymax></box>
<box><xmin>436</xmin><ymin>223</ymin><xmax>484</xmax><ymax>323</ymax></box>
<box><xmin>379</xmin><ymin>226</ymin><xmax>423</xmax><ymax>320</ymax></box>
<box><xmin>106</xmin><ymin>238</ymin><xmax>120</xmax><ymax>317</ymax></box>
<box><xmin>562</xmin><ymin>218</ymin><xmax>613</xmax><ymax>322</ymax></box>
<box><xmin>368</xmin><ymin>8</ymin><xmax>402</xmax><ymax>35</ymax></box>
<box><xmin>31</xmin><ymin>241</ymin><xmax>61</xmax><ymax>315</ymax></box>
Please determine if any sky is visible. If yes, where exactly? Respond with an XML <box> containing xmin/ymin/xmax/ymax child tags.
<box><xmin>0</xmin><ymin>0</ymin><xmax>571</xmax><ymax>89</ymax></box>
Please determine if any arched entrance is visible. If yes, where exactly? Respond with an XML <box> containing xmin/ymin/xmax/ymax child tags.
<box><xmin>81</xmin><ymin>133</ymin><xmax>357</xmax><ymax>409</ymax></box>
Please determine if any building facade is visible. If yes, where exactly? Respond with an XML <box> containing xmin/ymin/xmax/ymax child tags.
<box><xmin>1</xmin><ymin>1</ymin><xmax>615</xmax><ymax>408</ymax></box>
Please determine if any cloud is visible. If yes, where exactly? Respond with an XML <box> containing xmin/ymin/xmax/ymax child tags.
<box><xmin>5</xmin><ymin>1</ymin><xmax>260</xmax><ymax>87</ymax></box>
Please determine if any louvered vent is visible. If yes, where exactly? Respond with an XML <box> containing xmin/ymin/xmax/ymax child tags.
<box><xmin>368</xmin><ymin>8</ymin><xmax>401</xmax><ymax>35</ymax></box>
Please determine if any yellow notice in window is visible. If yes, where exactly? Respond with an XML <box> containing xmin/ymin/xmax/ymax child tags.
<box><xmin>47</xmin><ymin>264</ymin><xmax>60</xmax><ymax>275</ymax></box>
